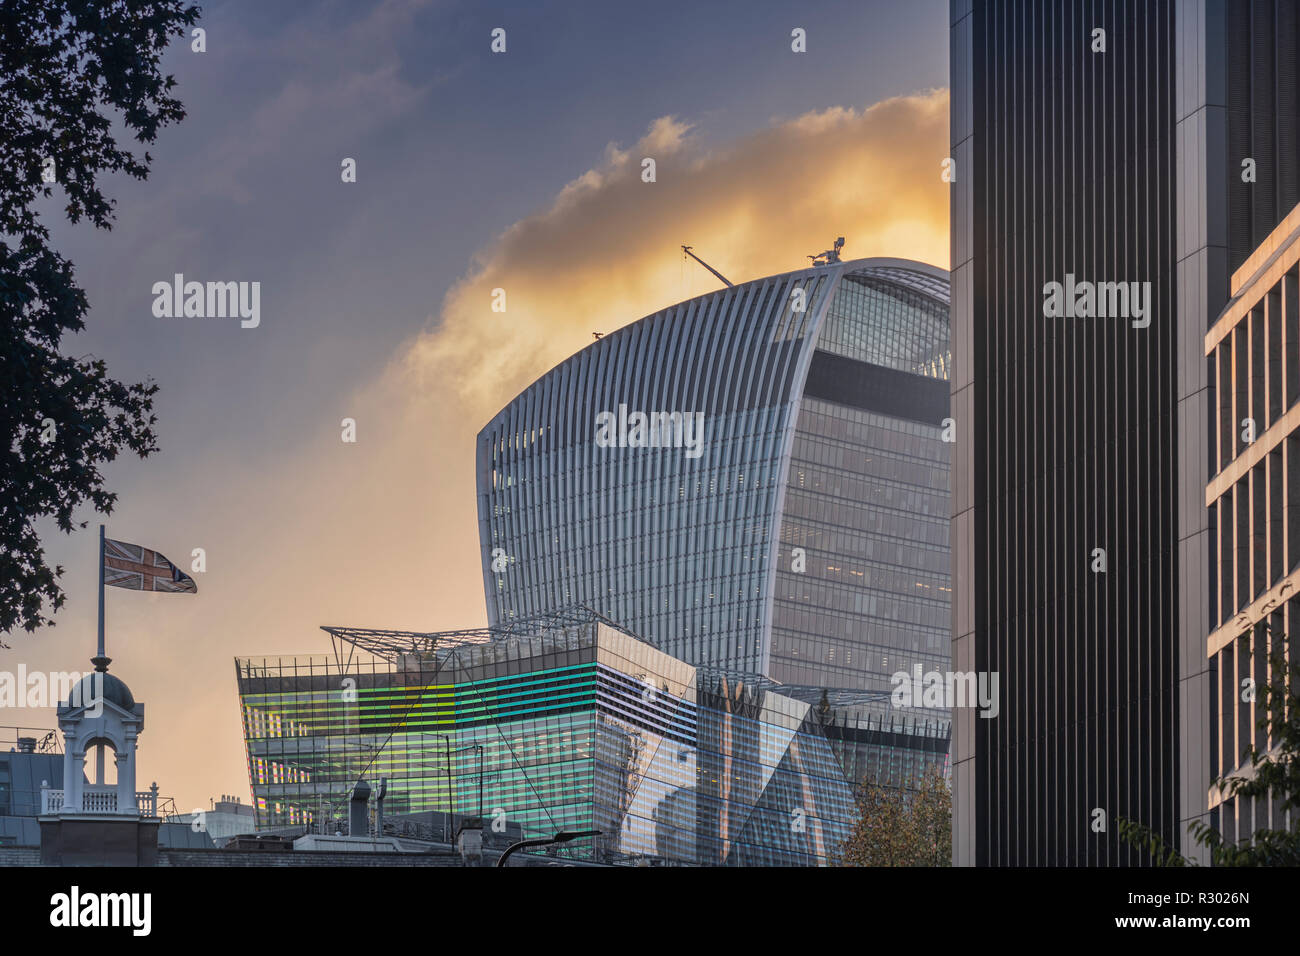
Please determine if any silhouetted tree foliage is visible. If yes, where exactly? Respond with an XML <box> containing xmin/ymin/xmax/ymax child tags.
<box><xmin>1119</xmin><ymin>626</ymin><xmax>1300</xmax><ymax>865</ymax></box>
<box><xmin>838</xmin><ymin>764</ymin><xmax>951</xmax><ymax>866</ymax></box>
<box><xmin>0</xmin><ymin>0</ymin><xmax>199</xmax><ymax>640</ymax></box>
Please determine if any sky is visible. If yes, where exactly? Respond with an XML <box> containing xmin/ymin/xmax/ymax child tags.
<box><xmin>9</xmin><ymin>0</ymin><xmax>950</xmax><ymax>813</ymax></box>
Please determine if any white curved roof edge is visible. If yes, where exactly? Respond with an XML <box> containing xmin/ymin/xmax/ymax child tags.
<box><xmin>477</xmin><ymin>256</ymin><xmax>950</xmax><ymax>432</ymax></box>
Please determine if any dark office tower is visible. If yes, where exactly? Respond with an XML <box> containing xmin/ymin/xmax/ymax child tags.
<box><xmin>950</xmin><ymin>0</ymin><xmax>1180</xmax><ymax>865</ymax></box>
<box><xmin>952</xmin><ymin>0</ymin><xmax>1300</xmax><ymax>866</ymax></box>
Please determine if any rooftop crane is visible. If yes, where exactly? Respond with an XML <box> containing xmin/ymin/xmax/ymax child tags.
<box><xmin>681</xmin><ymin>245</ymin><xmax>734</xmax><ymax>288</ymax></box>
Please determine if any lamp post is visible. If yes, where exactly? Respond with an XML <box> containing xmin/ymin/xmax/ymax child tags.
<box><xmin>446</xmin><ymin>742</ymin><xmax>484</xmax><ymax>839</ymax></box>
<box><xmin>496</xmin><ymin>829</ymin><xmax>601</xmax><ymax>867</ymax></box>
<box><xmin>423</xmin><ymin>733</ymin><xmax>484</xmax><ymax>843</ymax></box>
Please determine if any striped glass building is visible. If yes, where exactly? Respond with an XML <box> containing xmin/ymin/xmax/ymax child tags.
<box><xmin>476</xmin><ymin>257</ymin><xmax>953</xmax><ymax>783</ymax></box>
<box><xmin>235</xmin><ymin>611</ymin><xmax>856</xmax><ymax>865</ymax></box>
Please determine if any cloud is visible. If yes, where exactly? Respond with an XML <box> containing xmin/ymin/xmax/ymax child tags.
<box><xmin>394</xmin><ymin>89</ymin><xmax>950</xmax><ymax>421</ymax></box>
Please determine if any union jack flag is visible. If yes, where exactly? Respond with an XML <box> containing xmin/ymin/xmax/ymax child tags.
<box><xmin>103</xmin><ymin>538</ymin><xmax>197</xmax><ymax>594</ymax></box>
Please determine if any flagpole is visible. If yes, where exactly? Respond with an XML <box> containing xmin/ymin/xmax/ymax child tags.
<box><xmin>96</xmin><ymin>524</ymin><xmax>106</xmax><ymax>669</ymax></box>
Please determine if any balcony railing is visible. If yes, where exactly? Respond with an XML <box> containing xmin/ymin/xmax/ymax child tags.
<box><xmin>42</xmin><ymin>788</ymin><xmax>64</xmax><ymax>814</ymax></box>
<box><xmin>40</xmin><ymin>786</ymin><xmax>160</xmax><ymax>817</ymax></box>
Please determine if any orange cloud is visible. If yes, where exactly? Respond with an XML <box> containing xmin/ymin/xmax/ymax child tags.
<box><xmin>397</xmin><ymin>89</ymin><xmax>950</xmax><ymax>421</ymax></box>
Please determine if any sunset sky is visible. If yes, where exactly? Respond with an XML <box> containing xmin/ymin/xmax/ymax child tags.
<box><xmin>12</xmin><ymin>0</ymin><xmax>949</xmax><ymax>813</ymax></box>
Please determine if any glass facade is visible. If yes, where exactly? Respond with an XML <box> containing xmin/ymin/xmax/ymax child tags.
<box><xmin>772</xmin><ymin>400</ymin><xmax>950</xmax><ymax>692</ymax></box>
<box><xmin>477</xmin><ymin>272</ymin><xmax>832</xmax><ymax>674</ymax></box>
<box><xmin>1204</xmin><ymin>205</ymin><xmax>1300</xmax><ymax>844</ymax></box>
<box><xmin>475</xmin><ymin>258</ymin><xmax>952</xmax><ymax>792</ymax></box>
<box><xmin>478</xmin><ymin>260</ymin><xmax>949</xmax><ymax>672</ymax></box>
<box><xmin>236</xmin><ymin>617</ymin><xmax>855</xmax><ymax>865</ymax></box>
<box><xmin>817</xmin><ymin>272</ymin><xmax>950</xmax><ymax>379</ymax></box>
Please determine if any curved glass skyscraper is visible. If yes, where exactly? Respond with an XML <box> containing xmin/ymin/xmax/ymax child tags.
<box><xmin>476</xmin><ymin>256</ymin><xmax>951</xmax><ymax>739</ymax></box>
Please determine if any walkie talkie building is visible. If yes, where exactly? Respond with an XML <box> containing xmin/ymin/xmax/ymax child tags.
<box><xmin>476</xmin><ymin>256</ymin><xmax>953</xmax><ymax>786</ymax></box>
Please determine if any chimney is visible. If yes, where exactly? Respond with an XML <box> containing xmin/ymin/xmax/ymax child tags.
<box><xmin>348</xmin><ymin>779</ymin><xmax>371</xmax><ymax>837</ymax></box>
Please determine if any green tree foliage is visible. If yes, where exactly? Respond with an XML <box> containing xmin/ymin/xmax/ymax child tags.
<box><xmin>838</xmin><ymin>764</ymin><xmax>952</xmax><ymax>866</ymax></box>
<box><xmin>1119</xmin><ymin>626</ymin><xmax>1300</xmax><ymax>866</ymax></box>
<box><xmin>0</xmin><ymin>0</ymin><xmax>199</xmax><ymax>640</ymax></box>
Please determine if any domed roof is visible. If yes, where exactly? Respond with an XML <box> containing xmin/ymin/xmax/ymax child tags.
<box><xmin>68</xmin><ymin>666</ymin><xmax>135</xmax><ymax>712</ymax></box>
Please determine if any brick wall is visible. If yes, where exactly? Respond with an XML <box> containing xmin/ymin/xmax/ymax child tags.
<box><xmin>0</xmin><ymin>846</ymin><xmax>44</xmax><ymax>866</ymax></box>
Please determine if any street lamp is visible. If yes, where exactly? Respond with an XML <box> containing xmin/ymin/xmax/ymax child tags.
<box><xmin>420</xmin><ymin>733</ymin><xmax>484</xmax><ymax>843</ymax></box>
<box><xmin>447</xmin><ymin>742</ymin><xmax>485</xmax><ymax>827</ymax></box>
<box><xmin>496</xmin><ymin>828</ymin><xmax>602</xmax><ymax>867</ymax></box>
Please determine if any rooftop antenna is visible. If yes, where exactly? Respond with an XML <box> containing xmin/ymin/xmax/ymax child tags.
<box><xmin>808</xmin><ymin>236</ymin><xmax>845</xmax><ymax>266</ymax></box>
<box><xmin>681</xmin><ymin>245</ymin><xmax>733</xmax><ymax>288</ymax></box>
